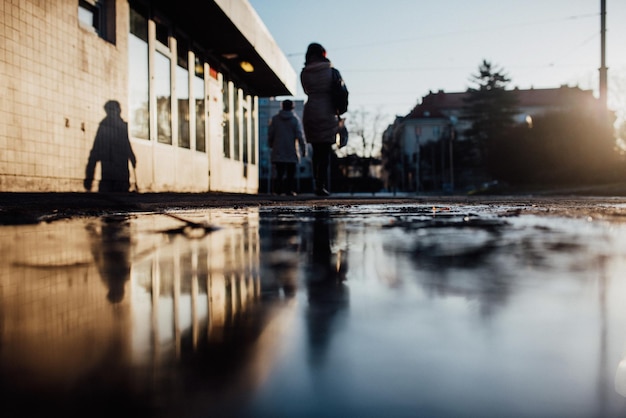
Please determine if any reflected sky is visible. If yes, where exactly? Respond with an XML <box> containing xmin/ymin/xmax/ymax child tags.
<box><xmin>1</xmin><ymin>205</ymin><xmax>626</xmax><ymax>417</ymax></box>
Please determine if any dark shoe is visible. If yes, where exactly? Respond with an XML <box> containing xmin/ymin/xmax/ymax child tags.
<box><xmin>288</xmin><ymin>191</ymin><xmax>298</xmax><ymax>196</ymax></box>
<box><xmin>315</xmin><ymin>188</ymin><xmax>330</xmax><ymax>197</ymax></box>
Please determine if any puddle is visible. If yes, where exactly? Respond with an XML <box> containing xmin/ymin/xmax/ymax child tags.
<box><xmin>2</xmin><ymin>204</ymin><xmax>626</xmax><ymax>417</ymax></box>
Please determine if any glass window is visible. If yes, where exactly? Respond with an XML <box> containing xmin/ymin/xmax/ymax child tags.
<box><xmin>243</xmin><ymin>105</ymin><xmax>249</xmax><ymax>164</ymax></box>
<box><xmin>155</xmin><ymin>21</ymin><xmax>169</xmax><ymax>48</ymax></box>
<box><xmin>234</xmin><ymin>90</ymin><xmax>240</xmax><ymax>161</ymax></box>
<box><xmin>222</xmin><ymin>78</ymin><xmax>230</xmax><ymax>158</ymax></box>
<box><xmin>176</xmin><ymin>46</ymin><xmax>190</xmax><ymax>149</ymax></box>
<box><xmin>128</xmin><ymin>7</ymin><xmax>149</xmax><ymax>140</ymax></box>
<box><xmin>155</xmin><ymin>51</ymin><xmax>172</xmax><ymax>144</ymax></box>
<box><xmin>79</xmin><ymin>0</ymin><xmax>102</xmax><ymax>34</ymax></box>
<box><xmin>251</xmin><ymin>99</ymin><xmax>257</xmax><ymax>164</ymax></box>
<box><xmin>78</xmin><ymin>2</ymin><xmax>97</xmax><ymax>29</ymax></box>
<box><xmin>194</xmin><ymin>58</ymin><xmax>206</xmax><ymax>153</ymax></box>
<box><xmin>79</xmin><ymin>0</ymin><xmax>114</xmax><ymax>43</ymax></box>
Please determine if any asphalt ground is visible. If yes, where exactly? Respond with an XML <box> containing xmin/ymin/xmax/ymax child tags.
<box><xmin>4</xmin><ymin>186</ymin><xmax>626</xmax><ymax>224</ymax></box>
<box><xmin>0</xmin><ymin>192</ymin><xmax>426</xmax><ymax>223</ymax></box>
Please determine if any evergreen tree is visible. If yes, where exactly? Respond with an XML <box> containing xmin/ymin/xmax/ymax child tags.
<box><xmin>496</xmin><ymin>105</ymin><xmax>621</xmax><ymax>186</ymax></box>
<box><xmin>462</xmin><ymin>60</ymin><xmax>519</xmax><ymax>180</ymax></box>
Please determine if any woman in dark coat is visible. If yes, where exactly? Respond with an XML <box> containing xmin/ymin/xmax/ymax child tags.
<box><xmin>300</xmin><ymin>43</ymin><xmax>346</xmax><ymax>196</ymax></box>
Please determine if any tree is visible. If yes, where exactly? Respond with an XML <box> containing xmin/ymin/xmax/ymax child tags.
<box><xmin>462</xmin><ymin>60</ymin><xmax>519</xmax><ymax>180</ymax></box>
<box><xmin>610</xmin><ymin>72</ymin><xmax>626</xmax><ymax>139</ymax></box>
<box><xmin>489</xmin><ymin>104</ymin><xmax>621</xmax><ymax>187</ymax></box>
<box><xmin>340</xmin><ymin>107</ymin><xmax>386</xmax><ymax>178</ymax></box>
<box><xmin>618</xmin><ymin>120</ymin><xmax>626</xmax><ymax>153</ymax></box>
<box><xmin>381</xmin><ymin>118</ymin><xmax>405</xmax><ymax>193</ymax></box>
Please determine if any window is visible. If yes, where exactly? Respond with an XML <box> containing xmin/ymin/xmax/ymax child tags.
<box><xmin>128</xmin><ymin>6</ymin><xmax>149</xmax><ymax>139</ymax></box>
<box><xmin>176</xmin><ymin>42</ymin><xmax>190</xmax><ymax>149</ymax></box>
<box><xmin>194</xmin><ymin>57</ymin><xmax>206</xmax><ymax>153</ymax></box>
<box><xmin>79</xmin><ymin>0</ymin><xmax>102</xmax><ymax>33</ymax></box>
<box><xmin>242</xmin><ymin>104</ymin><xmax>249</xmax><ymax>164</ymax></box>
<box><xmin>250</xmin><ymin>98</ymin><xmax>257</xmax><ymax>164</ymax></box>
<box><xmin>155</xmin><ymin>20</ymin><xmax>169</xmax><ymax>48</ymax></box>
<box><xmin>154</xmin><ymin>19</ymin><xmax>172</xmax><ymax>145</ymax></box>
<box><xmin>222</xmin><ymin>78</ymin><xmax>231</xmax><ymax>158</ymax></box>
<box><xmin>234</xmin><ymin>90</ymin><xmax>240</xmax><ymax>161</ymax></box>
<box><xmin>79</xmin><ymin>0</ymin><xmax>115</xmax><ymax>43</ymax></box>
<box><xmin>127</xmin><ymin>5</ymin><xmax>214</xmax><ymax>155</ymax></box>
<box><xmin>155</xmin><ymin>51</ymin><xmax>172</xmax><ymax>144</ymax></box>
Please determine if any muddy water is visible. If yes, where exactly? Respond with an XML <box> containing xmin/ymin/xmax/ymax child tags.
<box><xmin>2</xmin><ymin>204</ymin><xmax>626</xmax><ymax>417</ymax></box>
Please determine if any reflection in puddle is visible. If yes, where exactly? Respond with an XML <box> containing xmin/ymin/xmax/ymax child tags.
<box><xmin>1</xmin><ymin>205</ymin><xmax>626</xmax><ymax>417</ymax></box>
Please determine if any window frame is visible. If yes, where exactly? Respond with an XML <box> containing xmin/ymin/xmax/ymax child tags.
<box><xmin>78</xmin><ymin>0</ymin><xmax>115</xmax><ymax>44</ymax></box>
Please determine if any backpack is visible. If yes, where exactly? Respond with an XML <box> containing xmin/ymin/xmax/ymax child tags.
<box><xmin>331</xmin><ymin>68</ymin><xmax>349</xmax><ymax>115</ymax></box>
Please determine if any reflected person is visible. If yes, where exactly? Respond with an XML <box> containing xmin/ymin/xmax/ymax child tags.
<box><xmin>84</xmin><ymin>100</ymin><xmax>137</xmax><ymax>193</ymax></box>
<box><xmin>259</xmin><ymin>218</ymin><xmax>301</xmax><ymax>299</ymax></box>
<box><xmin>87</xmin><ymin>216</ymin><xmax>132</xmax><ymax>304</ymax></box>
<box><xmin>306</xmin><ymin>211</ymin><xmax>349</xmax><ymax>366</ymax></box>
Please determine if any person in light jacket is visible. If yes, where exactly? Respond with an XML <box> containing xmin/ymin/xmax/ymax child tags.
<box><xmin>300</xmin><ymin>42</ymin><xmax>347</xmax><ymax>196</ymax></box>
<box><xmin>268</xmin><ymin>99</ymin><xmax>306</xmax><ymax>196</ymax></box>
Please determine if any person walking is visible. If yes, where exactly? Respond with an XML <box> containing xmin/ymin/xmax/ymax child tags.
<box><xmin>268</xmin><ymin>99</ymin><xmax>306</xmax><ymax>196</ymax></box>
<box><xmin>300</xmin><ymin>42</ymin><xmax>348</xmax><ymax>196</ymax></box>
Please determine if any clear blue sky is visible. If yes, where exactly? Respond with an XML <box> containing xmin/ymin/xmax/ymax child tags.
<box><xmin>248</xmin><ymin>0</ymin><xmax>626</xmax><ymax>126</ymax></box>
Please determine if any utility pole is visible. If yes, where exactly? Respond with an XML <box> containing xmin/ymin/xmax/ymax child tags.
<box><xmin>599</xmin><ymin>0</ymin><xmax>608</xmax><ymax>112</ymax></box>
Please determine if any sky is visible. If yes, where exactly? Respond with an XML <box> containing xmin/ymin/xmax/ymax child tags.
<box><xmin>248</xmin><ymin>0</ymin><xmax>626</xmax><ymax>126</ymax></box>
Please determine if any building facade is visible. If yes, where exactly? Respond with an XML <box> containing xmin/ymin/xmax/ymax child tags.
<box><xmin>0</xmin><ymin>0</ymin><xmax>296</xmax><ymax>193</ymax></box>
<box><xmin>382</xmin><ymin>86</ymin><xmax>601</xmax><ymax>192</ymax></box>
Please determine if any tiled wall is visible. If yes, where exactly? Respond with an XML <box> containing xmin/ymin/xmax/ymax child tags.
<box><xmin>0</xmin><ymin>0</ymin><xmax>128</xmax><ymax>191</ymax></box>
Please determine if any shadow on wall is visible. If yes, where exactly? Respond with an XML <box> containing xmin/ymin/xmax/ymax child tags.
<box><xmin>84</xmin><ymin>100</ymin><xmax>137</xmax><ymax>193</ymax></box>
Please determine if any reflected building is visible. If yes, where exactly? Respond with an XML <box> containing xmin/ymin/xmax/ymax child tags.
<box><xmin>382</xmin><ymin>87</ymin><xmax>606</xmax><ymax>193</ymax></box>
<box><xmin>0</xmin><ymin>209</ymin><xmax>294</xmax><ymax>416</ymax></box>
<box><xmin>130</xmin><ymin>213</ymin><xmax>262</xmax><ymax>359</ymax></box>
<box><xmin>0</xmin><ymin>220</ymin><xmax>133</xmax><ymax>414</ymax></box>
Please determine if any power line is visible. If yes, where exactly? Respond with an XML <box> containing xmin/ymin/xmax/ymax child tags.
<box><xmin>344</xmin><ymin>62</ymin><xmax>596</xmax><ymax>74</ymax></box>
<box><xmin>286</xmin><ymin>12</ymin><xmax>598</xmax><ymax>56</ymax></box>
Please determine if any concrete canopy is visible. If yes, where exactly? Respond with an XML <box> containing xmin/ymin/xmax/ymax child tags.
<box><xmin>149</xmin><ymin>0</ymin><xmax>296</xmax><ymax>97</ymax></box>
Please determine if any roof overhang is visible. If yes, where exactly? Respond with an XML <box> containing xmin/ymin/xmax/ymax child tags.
<box><xmin>148</xmin><ymin>0</ymin><xmax>296</xmax><ymax>97</ymax></box>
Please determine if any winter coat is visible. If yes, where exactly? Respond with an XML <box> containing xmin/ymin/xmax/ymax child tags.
<box><xmin>300</xmin><ymin>60</ymin><xmax>339</xmax><ymax>144</ymax></box>
<box><xmin>268</xmin><ymin>109</ymin><xmax>306</xmax><ymax>163</ymax></box>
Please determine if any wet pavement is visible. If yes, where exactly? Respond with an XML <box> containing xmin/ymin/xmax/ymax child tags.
<box><xmin>3</xmin><ymin>195</ymin><xmax>626</xmax><ymax>417</ymax></box>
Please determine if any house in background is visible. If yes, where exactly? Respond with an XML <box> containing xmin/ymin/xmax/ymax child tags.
<box><xmin>257</xmin><ymin>98</ymin><xmax>313</xmax><ymax>194</ymax></box>
<box><xmin>0</xmin><ymin>0</ymin><xmax>295</xmax><ymax>193</ymax></box>
<box><xmin>382</xmin><ymin>86</ymin><xmax>602</xmax><ymax>192</ymax></box>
